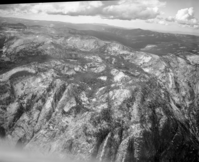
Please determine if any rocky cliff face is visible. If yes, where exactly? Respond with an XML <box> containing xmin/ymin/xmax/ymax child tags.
<box><xmin>1</xmin><ymin>21</ymin><xmax>199</xmax><ymax>162</ymax></box>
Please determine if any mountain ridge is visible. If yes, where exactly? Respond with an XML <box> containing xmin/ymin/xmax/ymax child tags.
<box><xmin>1</xmin><ymin>16</ymin><xmax>199</xmax><ymax>37</ymax></box>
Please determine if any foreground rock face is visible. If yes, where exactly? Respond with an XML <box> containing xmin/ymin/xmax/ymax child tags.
<box><xmin>1</xmin><ymin>21</ymin><xmax>199</xmax><ymax>162</ymax></box>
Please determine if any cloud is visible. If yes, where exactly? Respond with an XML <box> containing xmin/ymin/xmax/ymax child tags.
<box><xmin>0</xmin><ymin>2</ymin><xmax>103</xmax><ymax>16</ymax></box>
<box><xmin>174</xmin><ymin>7</ymin><xmax>199</xmax><ymax>29</ymax></box>
<box><xmin>0</xmin><ymin>0</ymin><xmax>166</xmax><ymax>21</ymax></box>
<box><xmin>176</xmin><ymin>7</ymin><xmax>194</xmax><ymax>22</ymax></box>
<box><xmin>158</xmin><ymin>20</ymin><xmax>168</xmax><ymax>25</ymax></box>
<box><xmin>193</xmin><ymin>25</ymin><xmax>199</xmax><ymax>29</ymax></box>
<box><xmin>0</xmin><ymin>4</ymin><xmax>18</xmax><ymax>10</ymax></box>
<box><xmin>165</xmin><ymin>16</ymin><xmax>175</xmax><ymax>22</ymax></box>
<box><xmin>146</xmin><ymin>18</ymin><xmax>168</xmax><ymax>25</ymax></box>
<box><xmin>175</xmin><ymin>7</ymin><xmax>198</xmax><ymax>25</ymax></box>
<box><xmin>0</xmin><ymin>4</ymin><xmax>39</xmax><ymax>15</ymax></box>
<box><xmin>47</xmin><ymin>1</ymin><xmax>103</xmax><ymax>16</ymax></box>
<box><xmin>47</xmin><ymin>0</ymin><xmax>166</xmax><ymax>20</ymax></box>
<box><xmin>161</xmin><ymin>7</ymin><xmax>199</xmax><ymax>29</ymax></box>
<box><xmin>101</xmin><ymin>0</ymin><xmax>166</xmax><ymax>20</ymax></box>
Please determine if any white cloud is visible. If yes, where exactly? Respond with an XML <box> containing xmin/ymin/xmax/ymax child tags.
<box><xmin>0</xmin><ymin>2</ymin><xmax>103</xmax><ymax>16</ymax></box>
<box><xmin>162</xmin><ymin>7</ymin><xmax>199</xmax><ymax>29</ymax></box>
<box><xmin>193</xmin><ymin>25</ymin><xmax>199</xmax><ymax>29</ymax></box>
<box><xmin>26</xmin><ymin>3</ymin><xmax>55</xmax><ymax>14</ymax></box>
<box><xmin>89</xmin><ymin>1</ymin><xmax>103</xmax><ymax>8</ymax></box>
<box><xmin>176</xmin><ymin>7</ymin><xmax>194</xmax><ymax>21</ymax></box>
<box><xmin>0</xmin><ymin>8</ymin><xmax>12</xmax><ymax>15</ymax></box>
<box><xmin>146</xmin><ymin>19</ymin><xmax>155</xmax><ymax>23</ymax></box>
<box><xmin>34</xmin><ymin>2</ymin><xmax>103</xmax><ymax>16</ymax></box>
<box><xmin>181</xmin><ymin>24</ymin><xmax>192</xmax><ymax>28</ymax></box>
<box><xmin>158</xmin><ymin>20</ymin><xmax>168</xmax><ymax>25</ymax></box>
<box><xmin>0</xmin><ymin>0</ymin><xmax>166</xmax><ymax>21</ymax></box>
<box><xmin>102</xmin><ymin>0</ymin><xmax>166</xmax><ymax>20</ymax></box>
<box><xmin>175</xmin><ymin>7</ymin><xmax>198</xmax><ymax>25</ymax></box>
<box><xmin>165</xmin><ymin>16</ymin><xmax>175</xmax><ymax>22</ymax></box>
<box><xmin>146</xmin><ymin>18</ymin><xmax>168</xmax><ymax>26</ymax></box>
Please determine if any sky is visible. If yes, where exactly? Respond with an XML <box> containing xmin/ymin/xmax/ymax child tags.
<box><xmin>0</xmin><ymin>0</ymin><xmax>199</xmax><ymax>35</ymax></box>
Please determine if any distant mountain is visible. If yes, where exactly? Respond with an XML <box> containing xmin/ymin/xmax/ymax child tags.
<box><xmin>1</xmin><ymin>16</ymin><xmax>199</xmax><ymax>54</ymax></box>
<box><xmin>1</xmin><ymin>22</ymin><xmax>27</xmax><ymax>29</ymax></box>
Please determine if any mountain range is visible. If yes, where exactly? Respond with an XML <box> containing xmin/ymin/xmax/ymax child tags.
<box><xmin>0</xmin><ymin>16</ymin><xmax>199</xmax><ymax>162</ymax></box>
